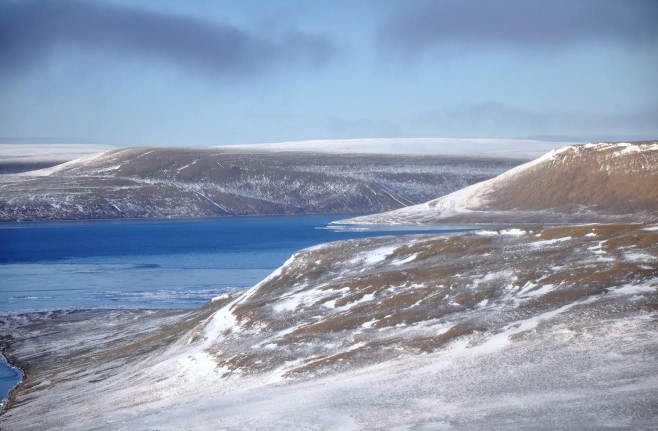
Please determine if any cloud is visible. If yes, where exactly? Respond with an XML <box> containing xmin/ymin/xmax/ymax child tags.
<box><xmin>379</xmin><ymin>0</ymin><xmax>658</xmax><ymax>57</ymax></box>
<box><xmin>0</xmin><ymin>0</ymin><xmax>336</xmax><ymax>78</ymax></box>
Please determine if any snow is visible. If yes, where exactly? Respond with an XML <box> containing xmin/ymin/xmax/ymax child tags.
<box><xmin>227</xmin><ymin>254</ymin><xmax>298</xmax><ymax>306</ymax></box>
<box><xmin>474</xmin><ymin>228</ymin><xmax>527</xmax><ymax>237</ymax></box>
<box><xmin>350</xmin><ymin>245</ymin><xmax>399</xmax><ymax>265</ymax></box>
<box><xmin>618</xmin><ymin>142</ymin><xmax>658</xmax><ymax>154</ymax></box>
<box><xmin>611</xmin><ymin>282</ymin><xmax>657</xmax><ymax>296</ymax></box>
<box><xmin>335</xmin><ymin>293</ymin><xmax>375</xmax><ymax>312</ymax></box>
<box><xmin>519</xmin><ymin>284</ymin><xmax>555</xmax><ymax>298</ymax></box>
<box><xmin>475</xmin><ymin>230</ymin><xmax>499</xmax><ymax>236</ymax></box>
<box><xmin>215</xmin><ymin>138</ymin><xmax>571</xmax><ymax>159</ymax></box>
<box><xmin>203</xmin><ymin>304</ymin><xmax>239</xmax><ymax>338</ymax></box>
<box><xmin>3</xmin><ymin>222</ymin><xmax>658</xmax><ymax>430</ymax></box>
<box><xmin>211</xmin><ymin>293</ymin><xmax>231</xmax><ymax>302</ymax></box>
<box><xmin>464</xmin><ymin>297</ymin><xmax>598</xmax><ymax>356</ymax></box>
<box><xmin>624</xmin><ymin>252</ymin><xmax>656</xmax><ymax>262</ymax></box>
<box><xmin>175</xmin><ymin>351</ymin><xmax>221</xmax><ymax>381</ymax></box>
<box><xmin>499</xmin><ymin>228</ymin><xmax>527</xmax><ymax>236</ymax></box>
<box><xmin>323</xmin><ymin>299</ymin><xmax>337</xmax><ymax>309</ymax></box>
<box><xmin>531</xmin><ymin>236</ymin><xmax>572</xmax><ymax>247</ymax></box>
<box><xmin>471</xmin><ymin>270</ymin><xmax>516</xmax><ymax>288</ymax></box>
<box><xmin>273</xmin><ymin>284</ymin><xmax>350</xmax><ymax>313</ymax></box>
<box><xmin>588</xmin><ymin>241</ymin><xmax>607</xmax><ymax>255</ymax></box>
<box><xmin>272</xmin><ymin>290</ymin><xmax>306</xmax><ymax>312</ymax></box>
<box><xmin>0</xmin><ymin>143</ymin><xmax>117</xmax><ymax>163</ymax></box>
<box><xmin>391</xmin><ymin>254</ymin><xmax>418</xmax><ymax>266</ymax></box>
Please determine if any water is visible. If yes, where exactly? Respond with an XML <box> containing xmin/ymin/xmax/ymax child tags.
<box><xmin>0</xmin><ymin>215</ymin><xmax>479</xmax><ymax>312</ymax></box>
<box><xmin>0</xmin><ymin>214</ymin><xmax>478</xmax><ymax>406</ymax></box>
<box><xmin>0</xmin><ymin>353</ymin><xmax>21</xmax><ymax>412</ymax></box>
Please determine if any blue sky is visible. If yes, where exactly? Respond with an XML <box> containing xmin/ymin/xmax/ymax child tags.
<box><xmin>1</xmin><ymin>0</ymin><xmax>657</xmax><ymax>146</ymax></box>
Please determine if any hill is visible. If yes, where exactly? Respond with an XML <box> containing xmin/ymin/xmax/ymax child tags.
<box><xmin>2</xmin><ymin>222</ymin><xmax>657</xmax><ymax>429</ymax></box>
<box><xmin>339</xmin><ymin>142</ymin><xmax>658</xmax><ymax>225</ymax></box>
<box><xmin>0</xmin><ymin>147</ymin><xmax>521</xmax><ymax>222</ymax></box>
<box><xmin>216</xmin><ymin>137</ymin><xmax>571</xmax><ymax>159</ymax></box>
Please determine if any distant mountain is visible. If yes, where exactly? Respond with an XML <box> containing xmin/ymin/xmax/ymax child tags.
<box><xmin>0</xmin><ymin>143</ymin><xmax>117</xmax><ymax>174</ymax></box>
<box><xmin>340</xmin><ymin>142</ymin><xmax>658</xmax><ymax>225</ymax></box>
<box><xmin>217</xmin><ymin>137</ymin><xmax>570</xmax><ymax>159</ymax></box>
<box><xmin>0</xmin><ymin>146</ymin><xmax>522</xmax><ymax>222</ymax></box>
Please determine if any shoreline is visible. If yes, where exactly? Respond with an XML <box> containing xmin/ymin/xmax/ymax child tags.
<box><xmin>0</xmin><ymin>342</ymin><xmax>25</xmax><ymax>415</ymax></box>
<box><xmin>0</xmin><ymin>211</ymin><xmax>373</xmax><ymax>226</ymax></box>
<box><xmin>0</xmin><ymin>305</ymin><xmax>224</xmax><ymax>417</ymax></box>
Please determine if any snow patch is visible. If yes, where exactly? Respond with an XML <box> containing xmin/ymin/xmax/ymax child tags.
<box><xmin>531</xmin><ymin>236</ymin><xmax>572</xmax><ymax>247</ymax></box>
<box><xmin>350</xmin><ymin>245</ymin><xmax>399</xmax><ymax>265</ymax></box>
<box><xmin>611</xmin><ymin>282</ymin><xmax>656</xmax><ymax>296</ymax></box>
<box><xmin>203</xmin><ymin>305</ymin><xmax>239</xmax><ymax>339</ymax></box>
<box><xmin>391</xmin><ymin>254</ymin><xmax>417</xmax><ymax>266</ymax></box>
<box><xmin>624</xmin><ymin>252</ymin><xmax>656</xmax><ymax>262</ymax></box>
<box><xmin>499</xmin><ymin>228</ymin><xmax>527</xmax><ymax>236</ymax></box>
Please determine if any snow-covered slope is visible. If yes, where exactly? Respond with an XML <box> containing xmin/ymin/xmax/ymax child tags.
<box><xmin>0</xmin><ymin>143</ymin><xmax>117</xmax><ymax>163</ymax></box>
<box><xmin>340</xmin><ymin>142</ymin><xmax>658</xmax><ymax>225</ymax></box>
<box><xmin>218</xmin><ymin>137</ymin><xmax>571</xmax><ymax>159</ymax></box>
<box><xmin>2</xmin><ymin>223</ymin><xmax>657</xmax><ymax>429</ymax></box>
<box><xmin>0</xmin><ymin>143</ymin><xmax>117</xmax><ymax>174</ymax></box>
<box><xmin>0</xmin><ymin>147</ymin><xmax>521</xmax><ymax>222</ymax></box>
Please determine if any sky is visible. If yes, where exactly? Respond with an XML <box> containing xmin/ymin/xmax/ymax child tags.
<box><xmin>1</xmin><ymin>0</ymin><xmax>657</xmax><ymax>146</ymax></box>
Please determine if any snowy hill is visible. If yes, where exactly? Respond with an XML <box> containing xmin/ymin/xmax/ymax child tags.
<box><xmin>3</xmin><ymin>222</ymin><xmax>657</xmax><ymax>429</ymax></box>
<box><xmin>0</xmin><ymin>143</ymin><xmax>116</xmax><ymax>163</ymax></box>
<box><xmin>217</xmin><ymin>137</ymin><xmax>571</xmax><ymax>159</ymax></box>
<box><xmin>0</xmin><ymin>146</ymin><xmax>521</xmax><ymax>222</ymax></box>
<box><xmin>339</xmin><ymin>142</ymin><xmax>658</xmax><ymax>225</ymax></box>
<box><xmin>0</xmin><ymin>143</ymin><xmax>116</xmax><ymax>174</ymax></box>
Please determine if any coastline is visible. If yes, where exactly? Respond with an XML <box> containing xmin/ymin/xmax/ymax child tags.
<box><xmin>0</xmin><ymin>212</ymin><xmax>372</xmax><ymax>226</ymax></box>
<box><xmin>0</xmin><ymin>305</ymin><xmax>228</xmax><ymax>422</ymax></box>
<box><xmin>0</xmin><ymin>342</ymin><xmax>24</xmax><ymax>415</ymax></box>
<box><xmin>0</xmin><ymin>224</ymin><xmax>655</xmax><ymax>429</ymax></box>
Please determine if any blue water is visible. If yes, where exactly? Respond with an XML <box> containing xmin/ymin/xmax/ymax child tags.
<box><xmin>0</xmin><ymin>215</ymin><xmax>476</xmax><ymax>313</ymax></box>
<box><xmin>0</xmin><ymin>352</ymin><xmax>21</xmax><ymax>412</ymax></box>
<box><xmin>0</xmin><ymin>215</ymin><xmax>477</xmax><ymax>405</ymax></box>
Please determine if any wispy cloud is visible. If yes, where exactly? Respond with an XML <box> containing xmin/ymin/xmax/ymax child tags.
<box><xmin>379</xmin><ymin>0</ymin><xmax>658</xmax><ymax>57</ymax></box>
<box><xmin>0</xmin><ymin>0</ymin><xmax>336</xmax><ymax>78</ymax></box>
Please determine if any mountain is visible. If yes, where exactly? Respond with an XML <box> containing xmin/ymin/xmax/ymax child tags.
<box><xmin>2</xmin><ymin>222</ymin><xmax>657</xmax><ymax>429</ymax></box>
<box><xmin>339</xmin><ymin>142</ymin><xmax>658</xmax><ymax>225</ymax></box>
<box><xmin>0</xmin><ymin>146</ymin><xmax>522</xmax><ymax>222</ymax></box>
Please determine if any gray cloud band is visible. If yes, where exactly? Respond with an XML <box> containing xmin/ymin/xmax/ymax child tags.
<box><xmin>0</xmin><ymin>0</ymin><xmax>335</xmax><ymax>77</ymax></box>
<box><xmin>379</xmin><ymin>0</ymin><xmax>658</xmax><ymax>55</ymax></box>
